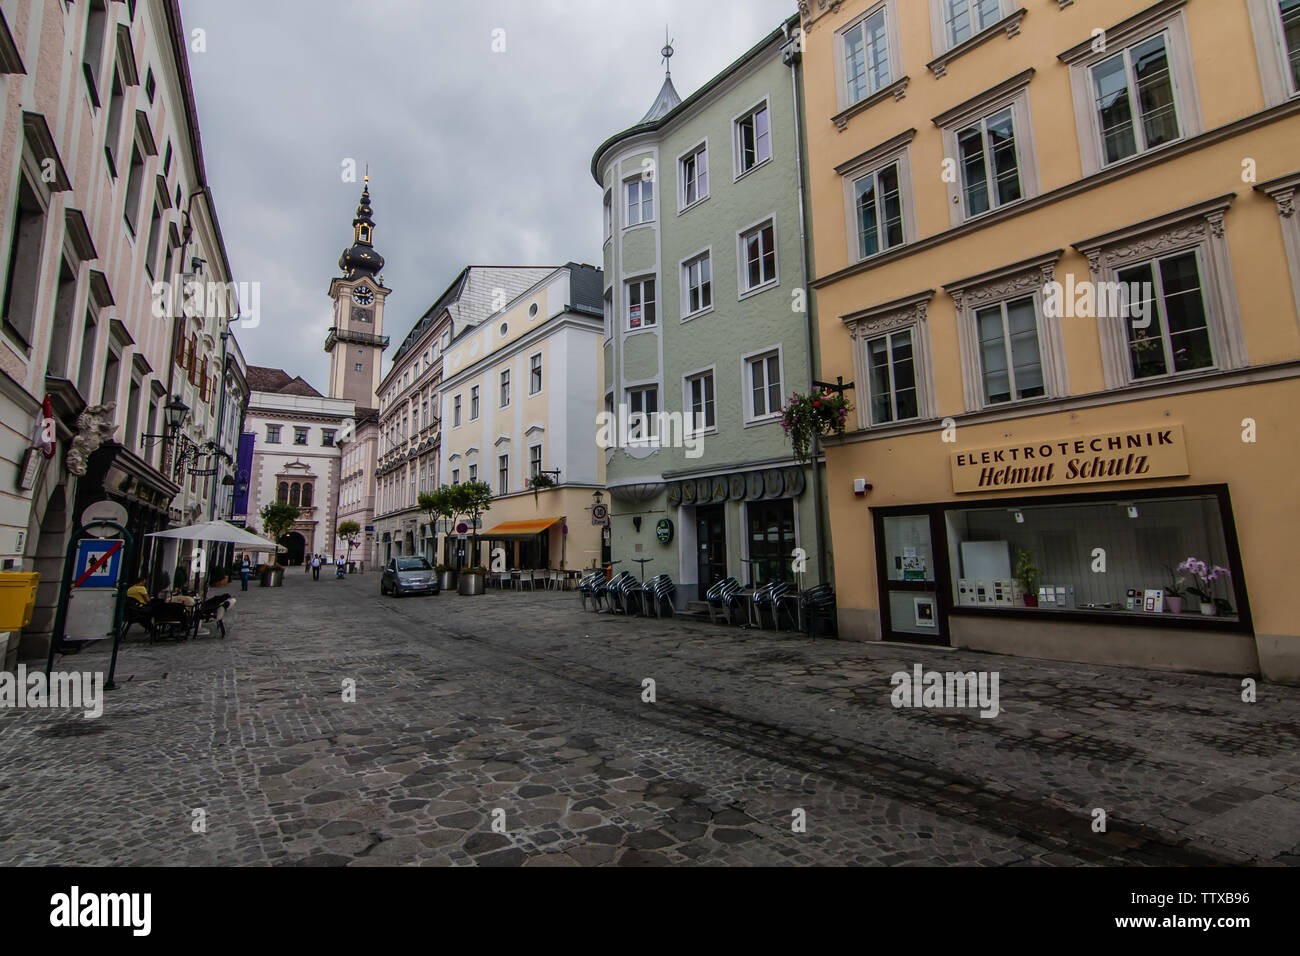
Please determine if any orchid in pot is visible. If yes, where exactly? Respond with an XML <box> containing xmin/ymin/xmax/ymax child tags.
<box><xmin>1178</xmin><ymin>557</ymin><xmax>1230</xmax><ymax>616</ymax></box>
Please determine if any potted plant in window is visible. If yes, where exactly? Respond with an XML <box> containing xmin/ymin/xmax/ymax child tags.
<box><xmin>1015</xmin><ymin>548</ymin><xmax>1040</xmax><ymax>607</ymax></box>
<box><xmin>526</xmin><ymin>472</ymin><xmax>556</xmax><ymax>502</ymax></box>
<box><xmin>780</xmin><ymin>389</ymin><xmax>853</xmax><ymax>463</ymax></box>
<box><xmin>1162</xmin><ymin>565</ymin><xmax>1185</xmax><ymax>614</ymax></box>
<box><xmin>258</xmin><ymin>501</ymin><xmax>300</xmax><ymax>587</ymax></box>
<box><xmin>1178</xmin><ymin>557</ymin><xmax>1230</xmax><ymax>616</ymax></box>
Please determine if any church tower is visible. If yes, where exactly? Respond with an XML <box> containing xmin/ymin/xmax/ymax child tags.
<box><xmin>326</xmin><ymin>177</ymin><xmax>390</xmax><ymax>408</ymax></box>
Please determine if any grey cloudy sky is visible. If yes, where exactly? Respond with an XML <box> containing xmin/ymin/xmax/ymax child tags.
<box><xmin>179</xmin><ymin>0</ymin><xmax>796</xmax><ymax>389</ymax></box>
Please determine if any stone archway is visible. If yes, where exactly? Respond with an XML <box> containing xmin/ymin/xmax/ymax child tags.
<box><xmin>279</xmin><ymin>531</ymin><xmax>306</xmax><ymax>567</ymax></box>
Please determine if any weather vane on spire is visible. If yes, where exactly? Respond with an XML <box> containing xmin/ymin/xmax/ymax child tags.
<box><xmin>661</xmin><ymin>26</ymin><xmax>674</xmax><ymax>77</ymax></box>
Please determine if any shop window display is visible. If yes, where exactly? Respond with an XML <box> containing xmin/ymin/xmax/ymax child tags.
<box><xmin>945</xmin><ymin>492</ymin><xmax>1238</xmax><ymax>619</ymax></box>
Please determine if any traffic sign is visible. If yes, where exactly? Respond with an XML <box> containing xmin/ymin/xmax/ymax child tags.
<box><xmin>80</xmin><ymin>500</ymin><xmax>128</xmax><ymax>537</ymax></box>
<box><xmin>591</xmin><ymin>504</ymin><xmax>608</xmax><ymax>524</ymax></box>
<box><xmin>72</xmin><ymin>538</ymin><xmax>124</xmax><ymax>588</ymax></box>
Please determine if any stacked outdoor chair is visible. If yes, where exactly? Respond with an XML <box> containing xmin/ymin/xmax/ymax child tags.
<box><xmin>596</xmin><ymin>570</ymin><xmax>634</xmax><ymax>613</ymax></box>
<box><xmin>609</xmin><ymin>572</ymin><xmax>641</xmax><ymax>614</ymax></box>
<box><xmin>778</xmin><ymin>583</ymin><xmax>837</xmax><ymax>636</ymax></box>
<box><xmin>706</xmin><ymin>577</ymin><xmax>741</xmax><ymax>624</ymax></box>
<box><xmin>643</xmin><ymin>574</ymin><xmax>676</xmax><ymax>617</ymax></box>
<box><xmin>753</xmin><ymin>581</ymin><xmax>793</xmax><ymax>629</ymax></box>
<box><xmin>577</xmin><ymin>571</ymin><xmax>605</xmax><ymax>611</ymax></box>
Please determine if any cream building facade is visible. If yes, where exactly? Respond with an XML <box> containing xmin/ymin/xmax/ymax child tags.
<box><xmin>437</xmin><ymin>263</ymin><xmax>606</xmax><ymax>572</ymax></box>
<box><xmin>373</xmin><ymin>265</ymin><xmax>553</xmax><ymax>564</ymax></box>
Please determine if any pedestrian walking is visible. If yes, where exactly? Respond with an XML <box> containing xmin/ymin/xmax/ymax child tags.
<box><xmin>240</xmin><ymin>554</ymin><xmax>251</xmax><ymax>591</ymax></box>
<box><xmin>311</xmin><ymin>553</ymin><xmax>321</xmax><ymax>580</ymax></box>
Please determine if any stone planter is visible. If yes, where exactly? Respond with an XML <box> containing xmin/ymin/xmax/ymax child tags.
<box><xmin>458</xmin><ymin>571</ymin><xmax>485</xmax><ymax>596</ymax></box>
<box><xmin>260</xmin><ymin>567</ymin><xmax>284</xmax><ymax>588</ymax></box>
<box><xmin>438</xmin><ymin>569</ymin><xmax>459</xmax><ymax>591</ymax></box>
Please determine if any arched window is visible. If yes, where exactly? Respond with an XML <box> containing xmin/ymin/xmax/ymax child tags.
<box><xmin>301</xmin><ymin>483</ymin><xmax>313</xmax><ymax>508</ymax></box>
<box><xmin>289</xmin><ymin>483</ymin><xmax>300</xmax><ymax>507</ymax></box>
<box><xmin>278</xmin><ymin>482</ymin><xmax>289</xmax><ymax>503</ymax></box>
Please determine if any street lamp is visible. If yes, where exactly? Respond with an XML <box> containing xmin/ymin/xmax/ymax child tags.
<box><xmin>163</xmin><ymin>396</ymin><xmax>190</xmax><ymax>433</ymax></box>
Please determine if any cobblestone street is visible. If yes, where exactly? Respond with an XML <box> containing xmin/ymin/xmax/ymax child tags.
<box><xmin>2</xmin><ymin>572</ymin><xmax>1298</xmax><ymax>867</ymax></box>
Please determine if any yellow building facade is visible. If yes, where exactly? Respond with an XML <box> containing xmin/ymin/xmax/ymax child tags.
<box><xmin>437</xmin><ymin>264</ymin><xmax>607</xmax><ymax>572</ymax></box>
<box><xmin>798</xmin><ymin>0</ymin><xmax>1300</xmax><ymax>680</ymax></box>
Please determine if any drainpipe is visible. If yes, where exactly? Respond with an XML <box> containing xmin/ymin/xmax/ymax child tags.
<box><xmin>783</xmin><ymin>20</ymin><xmax>830</xmax><ymax>586</ymax></box>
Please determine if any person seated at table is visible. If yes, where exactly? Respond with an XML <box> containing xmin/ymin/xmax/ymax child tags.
<box><xmin>127</xmin><ymin>576</ymin><xmax>150</xmax><ymax>605</ymax></box>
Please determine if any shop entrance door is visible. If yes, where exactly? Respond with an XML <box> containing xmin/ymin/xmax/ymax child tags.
<box><xmin>874</xmin><ymin>511</ymin><xmax>949</xmax><ymax>646</ymax></box>
<box><xmin>696</xmin><ymin>504</ymin><xmax>727</xmax><ymax>600</ymax></box>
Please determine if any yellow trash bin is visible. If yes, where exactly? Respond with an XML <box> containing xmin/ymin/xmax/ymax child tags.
<box><xmin>0</xmin><ymin>572</ymin><xmax>40</xmax><ymax>630</ymax></box>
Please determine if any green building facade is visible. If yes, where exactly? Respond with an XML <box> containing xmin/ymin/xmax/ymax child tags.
<box><xmin>592</xmin><ymin>18</ymin><xmax>829</xmax><ymax>605</ymax></box>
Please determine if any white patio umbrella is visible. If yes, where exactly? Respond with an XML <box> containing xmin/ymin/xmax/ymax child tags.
<box><xmin>147</xmin><ymin>520</ymin><xmax>285</xmax><ymax>553</ymax></box>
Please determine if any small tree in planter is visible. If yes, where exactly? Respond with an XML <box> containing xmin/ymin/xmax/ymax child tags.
<box><xmin>337</xmin><ymin>520</ymin><xmax>361</xmax><ymax>569</ymax></box>
<box><xmin>451</xmin><ymin>480</ymin><xmax>494</xmax><ymax>571</ymax></box>
<box><xmin>780</xmin><ymin>389</ymin><xmax>853</xmax><ymax>463</ymax></box>
<box><xmin>419</xmin><ymin>487</ymin><xmax>459</xmax><ymax>587</ymax></box>
<box><xmin>259</xmin><ymin>501</ymin><xmax>300</xmax><ymax>586</ymax></box>
<box><xmin>1015</xmin><ymin>548</ymin><xmax>1040</xmax><ymax>607</ymax></box>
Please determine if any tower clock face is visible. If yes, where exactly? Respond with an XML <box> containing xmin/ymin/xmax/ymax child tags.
<box><xmin>352</xmin><ymin>286</ymin><xmax>375</xmax><ymax>306</ymax></box>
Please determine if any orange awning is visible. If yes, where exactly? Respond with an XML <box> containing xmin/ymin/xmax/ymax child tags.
<box><xmin>480</xmin><ymin>517</ymin><xmax>563</xmax><ymax>540</ymax></box>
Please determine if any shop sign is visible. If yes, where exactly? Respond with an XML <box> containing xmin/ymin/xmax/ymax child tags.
<box><xmin>655</xmin><ymin>519</ymin><xmax>673</xmax><ymax>543</ymax></box>
<box><xmin>951</xmin><ymin>426</ymin><xmax>1189</xmax><ymax>494</ymax></box>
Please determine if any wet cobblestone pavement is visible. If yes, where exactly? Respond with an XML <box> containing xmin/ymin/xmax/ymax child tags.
<box><xmin>1</xmin><ymin>572</ymin><xmax>1298</xmax><ymax>866</ymax></box>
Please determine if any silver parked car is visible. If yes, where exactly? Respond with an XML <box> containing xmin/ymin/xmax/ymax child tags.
<box><xmin>380</xmin><ymin>556</ymin><xmax>439</xmax><ymax>597</ymax></box>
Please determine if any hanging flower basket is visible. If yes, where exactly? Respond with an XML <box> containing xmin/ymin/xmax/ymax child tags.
<box><xmin>780</xmin><ymin>389</ymin><xmax>853</xmax><ymax>463</ymax></box>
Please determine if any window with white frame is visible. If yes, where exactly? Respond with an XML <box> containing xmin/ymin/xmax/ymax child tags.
<box><xmin>683</xmin><ymin>252</ymin><xmax>713</xmax><ymax>316</ymax></box>
<box><xmin>498</xmin><ymin>454</ymin><xmax>509</xmax><ymax>495</ymax></box>
<box><xmin>453</xmin><ymin>394</ymin><xmax>461</xmax><ymax>427</ymax></box>
<box><xmin>680</xmin><ymin>144</ymin><xmax>709</xmax><ymax>208</ymax></box>
<box><xmin>974</xmin><ymin>296</ymin><xmax>1046</xmax><ymax>405</ymax></box>
<box><xmin>1278</xmin><ymin>0</ymin><xmax>1300</xmax><ymax>92</ymax></box>
<box><xmin>943</xmin><ymin>0</ymin><xmax>1003</xmax><ymax>49</ymax></box>
<box><xmin>1091</xmin><ymin>34</ymin><xmax>1182</xmax><ymax>166</ymax></box>
<box><xmin>852</xmin><ymin>162</ymin><xmax>905</xmax><ymax>259</ymax></box>
<box><xmin>451</xmin><ymin>467</ymin><xmax>459</xmax><ymax>486</ymax></box>
<box><xmin>956</xmin><ymin>106</ymin><xmax>1022</xmax><ymax>218</ymax></box>
<box><xmin>625</xmin><ymin>177</ymin><xmax>653</xmax><ymax>226</ymax></box>
<box><xmin>499</xmin><ymin>368</ymin><xmax>510</xmax><ymax>407</ymax></box>
<box><xmin>529</xmin><ymin>443</ymin><xmax>542</xmax><ymax>477</ymax></box>
<box><xmin>626</xmin><ymin>386</ymin><xmax>658</xmax><ymax>441</ymax></box>
<box><xmin>866</xmin><ymin>329</ymin><xmax>919</xmax><ymax>425</ymax></box>
<box><xmin>468</xmin><ymin>464</ymin><xmax>477</xmax><ymax>483</ymax></box>
<box><xmin>841</xmin><ymin>6</ymin><xmax>892</xmax><ymax>106</ymax></box>
<box><xmin>735</xmin><ymin>103</ymin><xmax>772</xmax><ymax>175</ymax></box>
<box><xmin>1117</xmin><ymin>251</ymin><xmax>1215</xmax><ymax>380</ymax></box>
<box><xmin>470</xmin><ymin>385</ymin><xmax>479</xmax><ymax>420</ymax></box>
<box><xmin>530</xmin><ymin>353</ymin><xmax>542</xmax><ymax>394</ymax></box>
<box><xmin>685</xmin><ymin>370</ymin><xmax>716</xmax><ymax>433</ymax></box>
<box><xmin>1248</xmin><ymin>0</ymin><xmax>1300</xmax><ymax>105</ymax></box>
<box><xmin>266</xmin><ymin>425</ymin><xmax>280</xmax><ymax>444</ymax></box>
<box><xmin>626</xmin><ymin>277</ymin><xmax>656</xmax><ymax>329</ymax></box>
<box><xmin>746</xmin><ymin>351</ymin><xmax>782</xmax><ymax>421</ymax></box>
<box><xmin>740</xmin><ymin>221</ymin><xmax>777</xmax><ymax>293</ymax></box>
